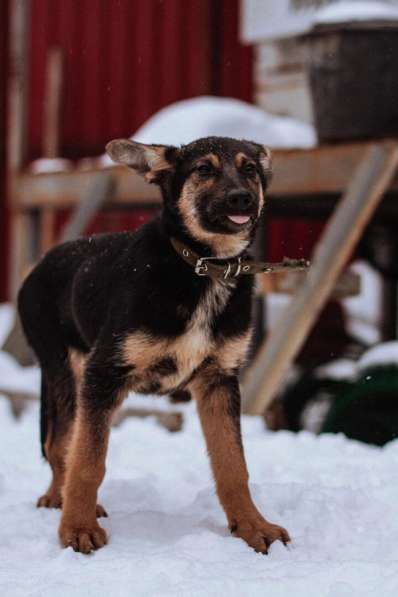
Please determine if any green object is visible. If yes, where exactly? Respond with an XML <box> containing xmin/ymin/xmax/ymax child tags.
<box><xmin>322</xmin><ymin>365</ymin><xmax>398</xmax><ymax>446</ymax></box>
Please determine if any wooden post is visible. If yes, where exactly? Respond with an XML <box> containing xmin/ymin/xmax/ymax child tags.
<box><xmin>243</xmin><ymin>142</ymin><xmax>398</xmax><ymax>415</ymax></box>
<box><xmin>60</xmin><ymin>173</ymin><xmax>116</xmax><ymax>242</ymax></box>
<box><xmin>43</xmin><ymin>47</ymin><xmax>63</xmax><ymax>159</ymax></box>
<box><xmin>7</xmin><ymin>0</ymin><xmax>30</xmax><ymax>298</ymax></box>
<box><xmin>39</xmin><ymin>47</ymin><xmax>64</xmax><ymax>253</ymax></box>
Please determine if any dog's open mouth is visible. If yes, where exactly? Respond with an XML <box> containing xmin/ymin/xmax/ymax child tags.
<box><xmin>227</xmin><ymin>215</ymin><xmax>251</xmax><ymax>225</ymax></box>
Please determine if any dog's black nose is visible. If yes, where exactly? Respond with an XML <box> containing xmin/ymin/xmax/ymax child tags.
<box><xmin>226</xmin><ymin>190</ymin><xmax>254</xmax><ymax>211</ymax></box>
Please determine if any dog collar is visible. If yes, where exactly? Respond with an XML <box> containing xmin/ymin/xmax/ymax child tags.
<box><xmin>170</xmin><ymin>237</ymin><xmax>310</xmax><ymax>280</ymax></box>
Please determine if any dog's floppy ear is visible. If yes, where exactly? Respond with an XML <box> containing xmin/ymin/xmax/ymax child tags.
<box><xmin>106</xmin><ymin>139</ymin><xmax>177</xmax><ymax>183</ymax></box>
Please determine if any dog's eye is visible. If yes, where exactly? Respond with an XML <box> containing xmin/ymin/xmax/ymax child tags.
<box><xmin>196</xmin><ymin>163</ymin><xmax>213</xmax><ymax>176</ymax></box>
<box><xmin>242</xmin><ymin>163</ymin><xmax>256</xmax><ymax>177</ymax></box>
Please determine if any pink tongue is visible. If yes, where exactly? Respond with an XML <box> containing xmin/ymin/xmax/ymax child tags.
<box><xmin>228</xmin><ymin>215</ymin><xmax>250</xmax><ymax>224</ymax></box>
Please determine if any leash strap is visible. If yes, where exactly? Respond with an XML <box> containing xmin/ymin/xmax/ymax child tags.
<box><xmin>170</xmin><ymin>237</ymin><xmax>310</xmax><ymax>280</ymax></box>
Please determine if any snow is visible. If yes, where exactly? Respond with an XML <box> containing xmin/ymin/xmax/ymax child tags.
<box><xmin>342</xmin><ymin>261</ymin><xmax>382</xmax><ymax>345</ymax></box>
<box><xmin>242</xmin><ymin>0</ymin><xmax>398</xmax><ymax>42</ymax></box>
<box><xmin>100</xmin><ymin>96</ymin><xmax>316</xmax><ymax>167</ymax></box>
<box><xmin>1</xmin><ymin>310</ymin><xmax>398</xmax><ymax>595</ymax></box>
<box><xmin>358</xmin><ymin>341</ymin><xmax>398</xmax><ymax>371</ymax></box>
<box><xmin>315</xmin><ymin>1</ymin><xmax>398</xmax><ymax>25</ymax></box>
<box><xmin>0</xmin><ymin>303</ymin><xmax>14</xmax><ymax>346</ymax></box>
<box><xmin>265</xmin><ymin>260</ymin><xmax>382</xmax><ymax>346</ymax></box>
<box><xmin>1</xmin><ymin>396</ymin><xmax>398</xmax><ymax>596</ymax></box>
<box><xmin>28</xmin><ymin>158</ymin><xmax>74</xmax><ymax>174</ymax></box>
<box><xmin>315</xmin><ymin>358</ymin><xmax>357</xmax><ymax>380</ymax></box>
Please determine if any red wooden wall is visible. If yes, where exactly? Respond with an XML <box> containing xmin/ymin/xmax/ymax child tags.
<box><xmin>1</xmin><ymin>0</ymin><xmax>322</xmax><ymax>301</ymax></box>
<box><xmin>0</xmin><ymin>0</ymin><xmax>253</xmax><ymax>299</ymax></box>
<box><xmin>27</xmin><ymin>0</ymin><xmax>253</xmax><ymax>161</ymax></box>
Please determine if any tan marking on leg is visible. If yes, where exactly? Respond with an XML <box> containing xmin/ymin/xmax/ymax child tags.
<box><xmin>69</xmin><ymin>349</ymin><xmax>87</xmax><ymax>391</ymax></box>
<box><xmin>65</xmin><ymin>349</ymin><xmax>108</xmax><ymax>518</ymax></box>
<box><xmin>191</xmin><ymin>366</ymin><xmax>290</xmax><ymax>553</ymax></box>
<box><xmin>38</xmin><ymin>427</ymin><xmax>72</xmax><ymax>509</ymax></box>
<box><xmin>217</xmin><ymin>329</ymin><xmax>253</xmax><ymax>372</ymax></box>
<box><xmin>59</xmin><ymin>408</ymin><xmax>111</xmax><ymax>553</ymax></box>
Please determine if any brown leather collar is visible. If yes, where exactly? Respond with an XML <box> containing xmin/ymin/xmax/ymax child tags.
<box><xmin>170</xmin><ymin>237</ymin><xmax>310</xmax><ymax>280</ymax></box>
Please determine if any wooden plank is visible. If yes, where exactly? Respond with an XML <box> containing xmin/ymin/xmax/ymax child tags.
<box><xmin>7</xmin><ymin>0</ymin><xmax>30</xmax><ymax>297</ymax></box>
<box><xmin>60</xmin><ymin>172</ymin><xmax>116</xmax><ymax>242</ymax></box>
<box><xmin>271</xmin><ymin>140</ymin><xmax>398</xmax><ymax>196</ymax></box>
<box><xmin>43</xmin><ymin>47</ymin><xmax>63</xmax><ymax>158</ymax></box>
<box><xmin>257</xmin><ymin>270</ymin><xmax>360</xmax><ymax>299</ymax></box>
<box><xmin>39</xmin><ymin>207</ymin><xmax>56</xmax><ymax>253</ymax></box>
<box><xmin>13</xmin><ymin>139</ymin><xmax>398</xmax><ymax>210</ymax></box>
<box><xmin>243</xmin><ymin>142</ymin><xmax>398</xmax><ymax>416</ymax></box>
<box><xmin>8</xmin><ymin>209</ymin><xmax>37</xmax><ymax>299</ymax></box>
<box><xmin>7</xmin><ymin>0</ymin><xmax>29</xmax><ymax>176</ymax></box>
<box><xmin>15</xmin><ymin>166</ymin><xmax>161</xmax><ymax>209</ymax></box>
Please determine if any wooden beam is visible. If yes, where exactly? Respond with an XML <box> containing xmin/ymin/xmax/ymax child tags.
<box><xmin>15</xmin><ymin>166</ymin><xmax>161</xmax><ymax>209</ymax></box>
<box><xmin>60</xmin><ymin>172</ymin><xmax>116</xmax><ymax>242</ymax></box>
<box><xmin>257</xmin><ymin>270</ymin><xmax>360</xmax><ymax>299</ymax></box>
<box><xmin>243</xmin><ymin>142</ymin><xmax>398</xmax><ymax>415</ymax></box>
<box><xmin>271</xmin><ymin>140</ymin><xmax>398</xmax><ymax>196</ymax></box>
<box><xmin>43</xmin><ymin>47</ymin><xmax>63</xmax><ymax>158</ymax></box>
<box><xmin>7</xmin><ymin>0</ymin><xmax>29</xmax><ymax>175</ymax></box>
<box><xmin>13</xmin><ymin>140</ymin><xmax>398</xmax><ymax>212</ymax></box>
<box><xmin>7</xmin><ymin>0</ymin><xmax>30</xmax><ymax>298</ymax></box>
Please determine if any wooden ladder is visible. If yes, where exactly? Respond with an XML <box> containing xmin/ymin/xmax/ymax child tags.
<box><xmin>243</xmin><ymin>142</ymin><xmax>398</xmax><ymax>415</ymax></box>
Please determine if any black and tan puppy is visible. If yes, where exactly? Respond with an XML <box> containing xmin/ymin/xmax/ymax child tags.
<box><xmin>18</xmin><ymin>136</ymin><xmax>290</xmax><ymax>554</ymax></box>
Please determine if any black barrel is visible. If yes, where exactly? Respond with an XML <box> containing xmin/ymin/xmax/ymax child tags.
<box><xmin>306</xmin><ymin>24</ymin><xmax>398</xmax><ymax>142</ymax></box>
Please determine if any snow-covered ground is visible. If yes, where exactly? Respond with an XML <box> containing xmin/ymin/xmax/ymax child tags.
<box><xmin>1</xmin><ymin>395</ymin><xmax>398</xmax><ymax>596</ymax></box>
<box><xmin>1</xmin><ymin>307</ymin><xmax>398</xmax><ymax>596</ymax></box>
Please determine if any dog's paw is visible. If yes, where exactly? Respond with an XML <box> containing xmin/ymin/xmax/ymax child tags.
<box><xmin>230</xmin><ymin>515</ymin><xmax>290</xmax><ymax>554</ymax></box>
<box><xmin>37</xmin><ymin>492</ymin><xmax>62</xmax><ymax>509</ymax></box>
<box><xmin>59</xmin><ymin>521</ymin><xmax>108</xmax><ymax>554</ymax></box>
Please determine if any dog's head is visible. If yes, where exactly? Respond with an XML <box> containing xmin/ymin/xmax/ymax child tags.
<box><xmin>106</xmin><ymin>136</ymin><xmax>272</xmax><ymax>256</ymax></box>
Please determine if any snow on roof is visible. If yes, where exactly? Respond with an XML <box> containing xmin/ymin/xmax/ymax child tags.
<box><xmin>101</xmin><ymin>96</ymin><xmax>316</xmax><ymax>167</ymax></box>
<box><xmin>314</xmin><ymin>1</ymin><xmax>398</xmax><ymax>25</ymax></box>
<box><xmin>242</xmin><ymin>0</ymin><xmax>398</xmax><ymax>42</ymax></box>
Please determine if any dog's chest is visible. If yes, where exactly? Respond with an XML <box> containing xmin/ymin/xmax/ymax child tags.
<box><xmin>122</xmin><ymin>280</ymin><xmax>233</xmax><ymax>394</ymax></box>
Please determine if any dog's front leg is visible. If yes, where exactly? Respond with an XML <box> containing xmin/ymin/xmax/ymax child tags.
<box><xmin>59</xmin><ymin>354</ymin><xmax>126</xmax><ymax>553</ymax></box>
<box><xmin>192</xmin><ymin>369</ymin><xmax>290</xmax><ymax>554</ymax></box>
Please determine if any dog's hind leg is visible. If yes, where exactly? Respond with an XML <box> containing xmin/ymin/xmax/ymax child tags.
<box><xmin>37</xmin><ymin>366</ymin><xmax>76</xmax><ymax>510</ymax></box>
<box><xmin>18</xmin><ymin>278</ymin><xmax>75</xmax><ymax>510</ymax></box>
<box><xmin>18</xmin><ymin>273</ymin><xmax>107</xmax><ymax>517</ymax></box>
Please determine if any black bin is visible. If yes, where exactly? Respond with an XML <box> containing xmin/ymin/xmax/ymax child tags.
<box><xmin>306</xmin><ymin>24</ymin><xmax>398</xmax><ymax>142</ymax></box>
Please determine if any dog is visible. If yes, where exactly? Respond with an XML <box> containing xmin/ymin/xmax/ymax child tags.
<box><xmin>18</xmin><ymin>136</ymin><xmax>290</xmax><ymax>554</ymax></box>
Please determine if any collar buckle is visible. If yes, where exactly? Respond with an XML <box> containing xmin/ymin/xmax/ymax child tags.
<box><xmin>195</xmin><ymin>256</ymin><xmax>221</xmax><ymax>276</ymax></box>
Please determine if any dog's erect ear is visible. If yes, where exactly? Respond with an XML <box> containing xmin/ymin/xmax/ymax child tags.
<box><xmin>105</xmin><ymin>139</ymin><xmax>177</xmax><ymax>183</ymax></box>
<box><xmin>258</xmin><ymin>145</ymin><xmax>272</xmax><ymax>178</ymax></box>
